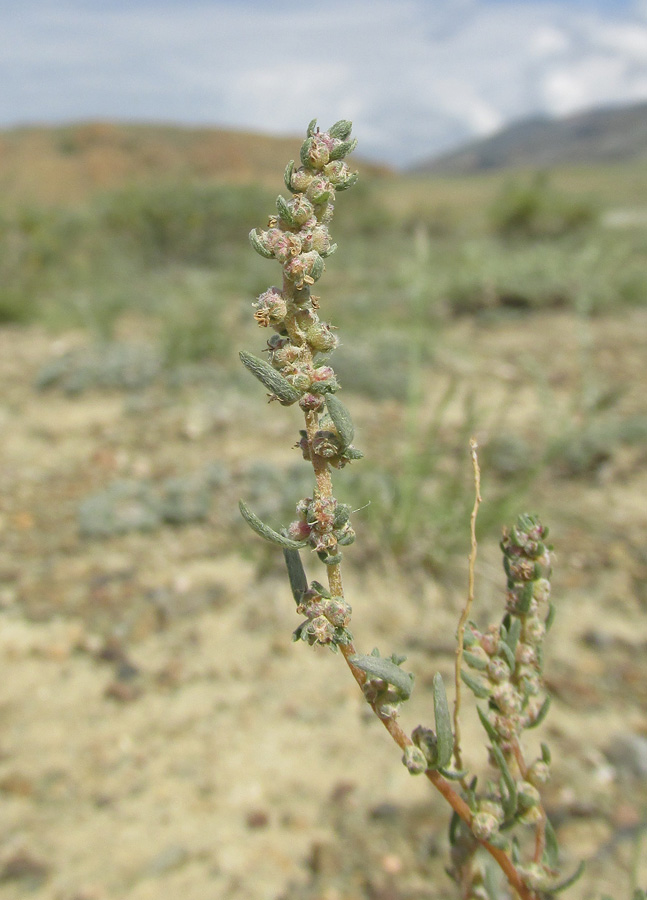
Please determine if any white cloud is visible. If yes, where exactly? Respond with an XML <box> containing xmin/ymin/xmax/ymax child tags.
<box><xmin>0</xmin><ymin>0</ymin><xmax>646</xmax><ymax>165</ymax></box>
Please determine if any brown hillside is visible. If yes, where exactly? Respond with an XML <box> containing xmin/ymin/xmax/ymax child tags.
<box><xmin>0</xmin><ymin>121</ymin><xmax>389</xmax><ymax>207</ymax></box>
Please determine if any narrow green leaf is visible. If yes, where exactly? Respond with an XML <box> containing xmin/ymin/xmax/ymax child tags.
<box><xmin>328</xmin><ymin>120</ymin><xmax>352</xmax><ymax>140</ymax></box>
<box><xmin>504</xmin><ymin>618</ymin><xmax>522</xmax><ymax>656</ymax></box>
<box><xmin>284</xmin><ymin>160</ymin><xmax>296</xmax><ymax>193</ymax></box>
<box><xmin>477</xmin><ymin>706</ymin><xmax>500</xmax><ymax>743</ymax></box>
<box><xmin>350</xmin><ymin>654</ymin><xmax>414</xmax><ymax>700</ymax></box>
<box><xmin>528</xmin><ymin>696</ymin><xmax>551</xmax><ymax>729</ymax></box>
<box><xmin>437</xmin><ymin>767</ymin><xmax>469</xmax><ymax>781</ymax></box>
<box><xmin>325</xmin><ymin>393</ymin><xmax>354</xmax><ymax>449</ymax></box>
<box><xmin>239</xmin><ymin>500</ymin><xmax>307</xmax><ymax>550</ymax></box>
<box><xmin>461</xmin><ymin>669</ymin><xmax>491</xmax><ymax>699</ymax></box>
<box><xmin>545</xmin><ymin>602</ymin><xmax>556</xmax><ymax>631</ymax></box>
<box><xmin>463</xmin><ymin>650</ymin><xmax>489</xmax><ymax>671</ymax></box>
<box><xmin>490</xmin><ymin>743</ymin><xmax>517</xmax><ymax>819</ymax></box>
<box><xmin>283</xmin><ymin>549</ymin><xmax>307</xmax><ymax>603</ymax></box>
<box><xmin>433</xmin><ymin>673</ymin><xmax>453</xmax><ymax>769</ymax></box>
<box><xmin>249</xmin><ymin>228</ymin><xmax>274</xmax><ymax>259</ymax></box>
<box><xmin>239</xmin><ymin>350</ymin><xmax>301</xmax><ymax>404</ymax></box>
<box><xmin>548</xmin><ymin>860</ymin><xmax>585</xmax><ymax>893</ymax></box>
<box><xmin>497</xmin><ymin>639</ymin><xmax>516</xmax><ymax>672</ymax></box>
<box><xmin>543</xmin><ymin>816</ymin><xmax>559</xmax><ymax>869</ymax></box>
<box><xmin>448</xmin><ymin>810</ymin><xmax>461</xmax><ymax>846</ymax></box>
<box><xmin>306</xmin><ymin>118</ymin><xmax>318</xmax><ymax>137</ymax></box>
<box><xmin>335</xmin><ymin>172</ymin><xmax>359</xmax><ymax>191</ymax></box>
<box><xmin>329</xmin><ymin>137</ymin><xmax>358</xmax><ymax>161</ymax></box>
<box><xmin>541</xmin><ymin>742</ymin><xmax>551</xmax><ymax>764</ymax></box>
<box><xmin>276</xmin><ymin>194</ymin><xmax>296</xmax><ymax>226</ymax></box>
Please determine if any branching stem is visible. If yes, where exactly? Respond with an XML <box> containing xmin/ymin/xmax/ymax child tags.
<box><xmin>454</xmin><ymin>438</ymin><xmax>482</xmax><ymax>772</ymax></box>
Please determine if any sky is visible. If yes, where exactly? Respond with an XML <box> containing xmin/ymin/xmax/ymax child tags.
<box><xmin>2</xmin><ymin>0</ymin><xmax>647</xmax><ymax>167</ymax></box>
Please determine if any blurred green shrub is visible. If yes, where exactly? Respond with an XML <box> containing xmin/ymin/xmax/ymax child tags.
<box><xmin>98</xmin><ymin>181</ymin><xmax>274</xmax><ymax>267</ymax></box>
<box><xmin>489</xmin><ymin>172</ymin><xmax>597</xmax><ymax>240</ymax></box>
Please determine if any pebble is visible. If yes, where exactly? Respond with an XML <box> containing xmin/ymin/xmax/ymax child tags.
<box><xmin>604</xmin><ymin>731</ymin><xmax>647</xmax><ymax>778</ymax></box>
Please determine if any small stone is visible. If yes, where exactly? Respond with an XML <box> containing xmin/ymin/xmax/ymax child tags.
<box><xmin>0</xmin><ymin>849</ymin><xmax>50</xmax><ymax>886</ymax></box>
<box><xmin>104</xmin><ymin>681</ymin><xmax>142</xmax><ymax>703</ymax></box>
<box><xmin>144</xmin><ymin>844</ymin><xmax>188</xmax><ymax>877</ymax></box>
<box><xmin>604</xmin><ymin>732</ymin><xmax>647</xmax><ymax>778</ymax></box>
<box><xmin>246</xmin><ymin>808</ymin><xmax>269</xmax><ymax>829</ymax></box>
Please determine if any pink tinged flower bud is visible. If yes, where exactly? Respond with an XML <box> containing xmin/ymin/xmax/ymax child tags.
<box><xmin>289</xmin><ymin>166</ymin><xmax>315</xmax><ymax>192</ymax></box>
<box><xmin>289</xmin><ymin>195</ymin><xmax>315</xmax><ymax>226</ymax></box>
<box><xmin>471</xmin><ymin>811</ymin><xmax>501</xmax><ymax>841</ymax></box>
<box><xmin>285</xmin><ymin>369</ymin><xmax>312</xmax><ymax>392</ymax></box>
<box><xmin>271</xmin><ymin>231</ymin><xmax>302</xmax><ymax>264</ymax></box>
<box><xmin>492</xmin><ymin>683</ymin><xmax>522</xmax><ymax>715</ymax></box>
<box><xmin>312</xmin><ymin>365</ymin><xmax>335</xmax><ymax>382</ymax></box>
<box><xmin>487</xmin><ymin>657</ymin><xmax>511</xmax><ymax>684</ymax></box>
<box><xmin>305</xmin><ymin>176</ymin><xmax>332</xmax><ymax>204</ymax></box>
<box><xmin>283</xmin><ymin>251</ymin><xmax>325</xmax><ymax>288</ymax></box>
<box><xmin>527</xmin><ymin>760</ymin><xmax>550</xmax><ymax>786</ymax></box>
<box><xmin>301</xmin><ymin>135</ymin><xmax>330</xmax><ymax>170</ymax></box>
<box><xmin>301</xmin><ymin>224</ymin><xmax>332</xmax><ymax>255</ymax></box>
<box><xmin>253</xmin><ymin>287</ymin><xmax>287</xmax><ymax>327</ymax></box>
<box><xmin>299</xmin><ymin>393</ymin><xmax>324</xmax><ymax>412</ymax></box>
<box><xmin>323</xmin><ymin>159</ymin><xmax>350</xmax><ymax>184</ymax></box>
<box><xmin>480</xmin><ymin>626</ymin><xmax>500</xmax><ymax>656</ymax></box>
<box><xmin>402</xmin><ymin>744</ymin><xmax>428</xmax><ymax>776</ymax></box>
<box><xmin>307</xmin><ymin>615</ymin><xmax>335</xmax><ymax>644</ymax></box>
<box><xmin>269</xmin><ymin>344</ymin><xmax>301</xmax><ymax>369</ymax></box>
<box><xmin>287</xmin><ymin>519</ymin><xmax>312</xmax><ymax>542</ymax></box>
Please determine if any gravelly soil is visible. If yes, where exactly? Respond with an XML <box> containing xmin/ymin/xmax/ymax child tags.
<box><xmin>0</xmin><ymin>315</ymin><xmax>646</xmax><ymax>900</ymax></box>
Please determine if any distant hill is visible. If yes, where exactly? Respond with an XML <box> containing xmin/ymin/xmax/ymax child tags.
<box><xmin>410</xmin><ymin>101</ymin><xmax>647</xmax><ymax>175</ymax></box>
<box><xmin>0</xmin><ymin>121</ymin><xmax>388</xmax><ymax>207</ymax></box>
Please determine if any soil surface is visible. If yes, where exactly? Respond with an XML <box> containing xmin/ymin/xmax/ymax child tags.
<box><xmin>0</xmin><ymin>315</ymin><xmax>646</xmax><ymax>900</ymax></box>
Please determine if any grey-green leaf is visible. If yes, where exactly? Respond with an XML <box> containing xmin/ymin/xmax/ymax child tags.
<box><xmin>325</xmin><ymin>393</ymin><xmax>354</xmax><ymax>449</ymax></box>
<box><xmin>461</xmin><ymin>669</ymin><xmax>491</xmax><ymax>699</ymax></box>
<box><xmin>283</xmin><ymin>549</ymin><xmax>308</xmax><ymax>603</ymax></box>
<box><xmin>477</xmin><ymin>705</ymin><xmax>500</xmax><ymax>743</ymax></box>
<box><xmin>350</xmin><ymin>654</ymin><xmax>414</xmax><ymax>700</ymax></box>
<box><xmin>284</xmin><ymin>160</ymin><xmax>296</xmax><ymax>193</ymax></box>
<box><xmin>239</xmin><ymin>350</ymin><xmax>301</xmax><ymax>404</ymax></box>
<box><xmin>527</xmin><ymin>695</ymin><xmax>551</xmax><ymax>729</ymax></box>
<box><xmin>543</xmin><ymin>816</ymin><xmax>559</xmax><ymax>869</ymax></box>
<box><xmin>239</xmin><ymin>500</ymin><xmax>307</xmax><ymax>549</ymax></box>
<box><xmin>249</xmin><ymin>228</ymin><xmax>274</xmax><ymax>259</ymax></box>
<box><xmin>490</xmin><ymin>743</ymin><xmax>517</xmax><ymax>819</ymax></box>
<box><xmin>433</xmin><ymin>673</ymin><xmax>453</xmax><ymax>769</ymax></box>
<box><xmin>328</xmin><ymin>120</ymin><xmax>352</xmax><ymax>140</ymax></box>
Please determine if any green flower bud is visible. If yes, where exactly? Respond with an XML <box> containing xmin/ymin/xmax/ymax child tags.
<box><xmin>305</xmin><ymin>322</ymin><xmax>338</xmax><ymax>352</ymax></box>
<box><xmin>471</xmin><ymin>811</ymin><xmax>501</xmax><ymax>841</ymax></box>
<box><xmin>402</xmin><ymin>744</ymin><xmax>428</xmax><ymax>775</ymax></box>
<box><xmin>288</xmin><ymin>166</ymin><xmax>315</xmax><ymax>193</ymax></box>
<box><xmin>305</xmin><ymin>176</ymin><xmax>332</xmax><ymax>204</ymax></box>
<box><xmin>300</xmin><ymin>135</ymin><xmax>330</xmax><ymax>170</ymax></box>
<box><xmin>283</xmin><ymin>251</ymin><xmax>325</xmax><ymax>288</ymax></box>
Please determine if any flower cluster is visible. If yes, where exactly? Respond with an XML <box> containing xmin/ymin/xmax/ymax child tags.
<box><xmin>458</xmin><ymin>515</ymin><xmax>554</xmax><ymax>854</ymax></box>
<box><xmin>286</xmin><ymin>495</ymin><xmax>355</xmax><ymax>565</ymax></box>
<box><xmin>292</xmin><ymin>580</ymin><xmax>352</xmax><ymax>650</ymax></box>
<box><xmin>240</xmin><ymin>119</ymin><xmax>361</xmax><ymax>564</ymax></box>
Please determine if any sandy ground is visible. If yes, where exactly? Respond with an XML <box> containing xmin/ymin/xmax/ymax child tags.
<box><xmin>0</xmin><ymin>315</ymin><xmax>646</xmax><ymax>900</ymax></box>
